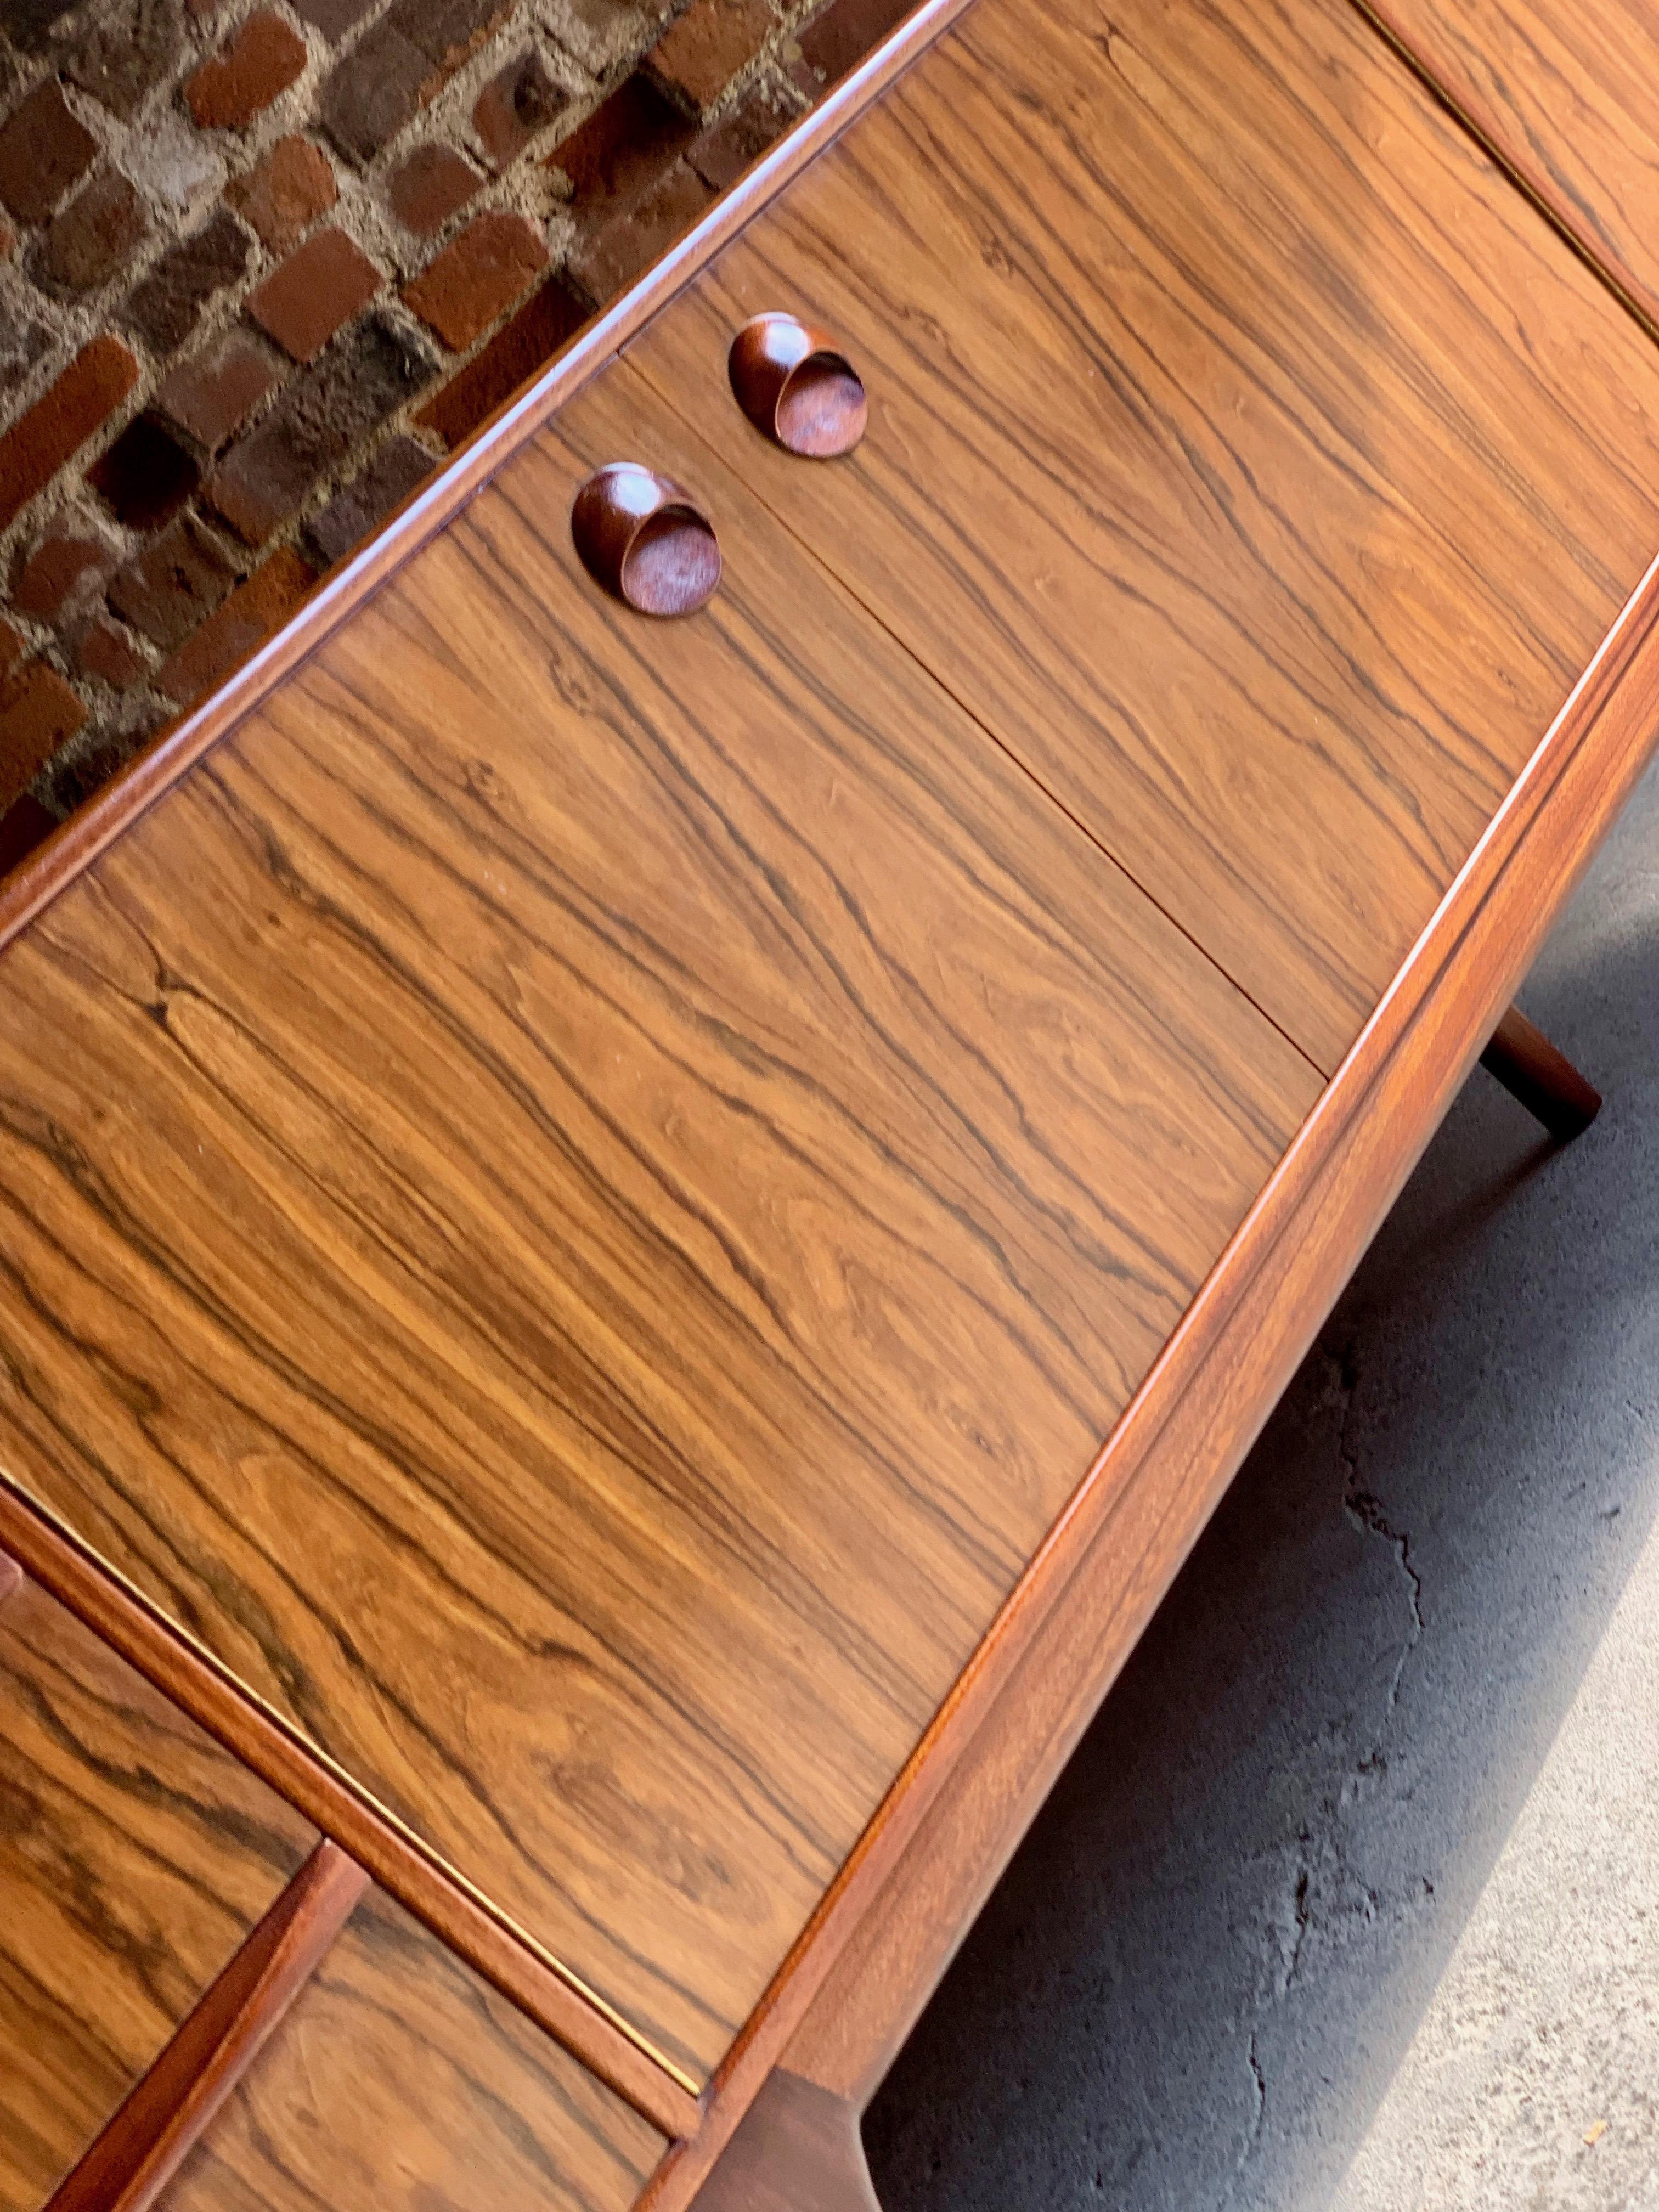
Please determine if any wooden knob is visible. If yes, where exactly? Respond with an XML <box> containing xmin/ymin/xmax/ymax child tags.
<box><xmin>571</xmin><ymin>462</ymin><xmax>722</xmax><ymax>617</ymax></box>
<box><xmin>727</xmin><ymin>314</ymin><xmax>867</xmax><ymax>458</ymax></box>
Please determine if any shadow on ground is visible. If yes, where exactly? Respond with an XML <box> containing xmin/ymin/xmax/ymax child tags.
<box><xmin>864</xmin><ymin>762</ymin><xmax>1659</xmax><ymax>2212</ymax></box>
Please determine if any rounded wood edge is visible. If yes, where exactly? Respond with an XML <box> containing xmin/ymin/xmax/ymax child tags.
<box><xmin>0</xmin><ymin>0</ymin><xmax>980</xmax><ymax>966</ymax></box>
<box><xmin>0</xmin><ymin>1469</ymin><xmax>701</xmax><ymax>2143</ymax></box>
<box><xmin>641</xmin><ymin>549</ymin><xmax>1659</xmax><ymax>2209</ymax></box>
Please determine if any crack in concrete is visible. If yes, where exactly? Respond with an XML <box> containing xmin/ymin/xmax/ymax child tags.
<box><xmin>1336</xmin><ymin>1349</ymin><xmax>1425</xmax><ymax>1717</ymax></box>
<box><xmin>1222</xmin><ymin>1342</ymin><xmax>1431</xmax><ymax>2205</ymax></box>
<box><xmin>1223</xmin><ymin>2030</ymin><xmax>1269</xmax><ymax>2207</ymax></box>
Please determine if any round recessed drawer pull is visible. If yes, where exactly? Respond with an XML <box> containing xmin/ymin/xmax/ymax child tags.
<box><xmin>728</xmin><ymin>314</ymin><xmax>868</xmax><ymax>458</ymax></box>
<box><xmin>571</xmin><ymin>462</ymin><xmax>722</xmax><ymax>617</ymax></box>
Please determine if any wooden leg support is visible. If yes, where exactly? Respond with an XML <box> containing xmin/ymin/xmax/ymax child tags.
<box><xmin>691</xmin><ymin>2070</ymin><xmax>883</xmax><ymax>2212</ymax></box>
<box><xmin>1479</xmin><ymin>1006</ymin><xmax>1602</xmax><ymax>1142</ymax></box>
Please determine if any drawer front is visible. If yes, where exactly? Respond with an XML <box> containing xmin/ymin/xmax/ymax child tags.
<box><xmin>154</xmin><ymin>1886</ymin><xmax>665</xmax><ymax>2212</ymax></box>
<box><xmin>1369</xmin><ymin>0</ymin><xmax>1659</xmax><ymax>334</ymax></box>
<box><xmin>0</xmin><ymin>1558</ymin><xmax>314</xmax><ymax>2211</ymax></box>
<box><xmin>0</xmin><ymin>341</ymin><xmax>1319</xmax><ymax>2078</ymax></box>
<box><xmin>624</xmin><ymin>0</ymin><xmax>1659</xmax><ymax>1074</ymax></box>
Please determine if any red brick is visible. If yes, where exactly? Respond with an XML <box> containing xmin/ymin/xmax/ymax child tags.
<box><xmin>795</xmin><ymin>0</ymin><xmax>911</xmax><ymax>86</ymax></box>
<box><xmin>0</xmin><ymin>81</ymin><xmax>98</xmax><ymax>226</ymax></box>
<box><xmin>402</xmin><ymin>210</ymin><xmax>548</xmax><ymax>351</ymax></box>
<box><xmin>689</xmin><ymin>88</ymin><xmax>791</xmax><ymax>190</ymax></box>
<box><xmin>386</xmin><ymin>143</ymin><xmax>480</xmax><ymax>235</ymax></box>
<box><xmin>88</xmin><ymin>414</ymin><xmax>202</xmax><ymax>530</ymax></box>
<box><xmin>248</xmin><ymin>227</ymin><xmax>382</xmax><ymax>364</ymax></box>
<box><xmin>227</xmin><ymin>135</ymin><xmax>338</xmax><ymax>252</ymax></box>
<box><xmin>158</xmin><ymin>545</ymin><xmax>315</xmax><ymax>706</ymax></box>
<box><xmin>154</xmin><ymin>336</ymin><xmax>281</xmax><ymax>452</ymax></box>
<box><xmin>473</xmin><ymin>49</ymin><xmax>568</xmax><ymax>170</ymax></box>
<box><xmin>64</xmin><ymin>0</ymin><xmax>184</xmax><ymax>122</ymax></box>
<box><xmin>398</xmin><ymin>0</ymin><xmax>512</xmax><ymax>74</ymax></box>
<box><xmin>319</xmin><ymin>21</ymin><xmax>431</xmax><ymax>166</ymax></box>
<box><xmin>568</xmin><ymin>159</ymin><xmax>714</xmax><ymax>306</ymax></box>
<box><xmin>207</xmin><ymin>314</ymin><xmax>436</xmax><ymax>543</ymax></box>
<box><xmin>0</xmin><ymin>794</ymin><xmax>56</xmax><ymax>879</ymax></box>
<box><xmin>0</xmin><ymin>335</ymin><xmax>139</xmax><ymax>533</ymax></box>
<box><xmin>415</xmin><ymin>274</ymin><xmax>586</xmax><ymax>448</ymax></box>
<box><xmin>646</xmin><ymin>0</ymin><xmax>777</xmax><ymax>116</ymax></box>
<box><xmin>12</xmin><ymin>519</ymin><xmax>116</xmax><ymax>622</ymax></box>
<box><xmin>305</xmin><ymin>433</ymin><xmax>433</xmax><ymax>565</ymax></box>
<box><xmin>0</xmin><ymin>659</ymin><xmax>86</xmax><ymax>811</ymax></box>
<box><xmin>0</xmin><ymin>619</ymin><xmax>24</xmax><ymax>679</ymax></box>
<box><xmin>108</xmin><ymin>510</ymin><xmax>241</xmax><ymax>650</ymax></box>
<box><xmin>185</xmin><ymin>12</ymin><xmax>308</xmax><ymax>129</ymax></box>
<box><xmin>546</xmin><ymin>75</ymin><xmax>696</xmax><ymax>207</ymax></box>
<box><xmin>124</xmin><ymin>208</ymin><xmax>251</xmax><ymax>353</ymax></box>
<box><xmin>39</xmin><ymin>168</ymin><xmax>149</xmax><ymax>293</ymax></box>
<box><xmin>76</xmin><ymin>614</ymin><xmax>149</xmax><ymax>689</ymax></box>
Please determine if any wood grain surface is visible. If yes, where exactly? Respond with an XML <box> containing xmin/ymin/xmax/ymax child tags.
<box><xmin>0</xmin><ymin>1472</ymin><xmax>698</xmax><ymax>2143</ymax></box>
<box><xmin>644</xmin><ymin>470</ymin><xmax>1659</xmax><ymax>2212</ymax></box>
<box><xmin>1364</xmin><ymin>0</ymin><xmax>1659</xmax><ymax>336</ymax></box>
<box><xmin>627</xmin><ymin>0</ymin><xmax>1659</xmax><ymax>1073</ymax></box>
<box><xmin>155</xmin><ymin>1885</ymin><xmax>666</xmax><ymax>2212</ymax></box>
<box><xmin>0</xmin><ymin>360</ymin><xmax>1316</xmax><ymax>2083</ymax></box>
<box><xmin>0</xmin><ymin>1565</ymin><xmax>314</xmax><ymax>2212</ymax></box>
<box><xmin>48</xmin><ymin>1841</ymin><xmax>370</xmax><ymax>2212</ymax></box>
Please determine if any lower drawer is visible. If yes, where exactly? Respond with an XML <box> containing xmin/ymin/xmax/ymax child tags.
<box><xmin>0</xmin><ymin>1550</ymin><xmax>667</xmax><ymax>2211</ymax></box>
<box><xmin>155</xmin><ymin>1885</ymin><xmax>667</xmax><ymax>2212</ymax></box>
<box><xmin>0</xmin><ymin>1554</ymin><xmax>314</xmax><ymax>2211</ymax></box>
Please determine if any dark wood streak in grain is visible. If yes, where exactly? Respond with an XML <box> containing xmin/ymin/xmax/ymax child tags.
<box><xmin>626</xmin><ymin>0</ymin><xmax>1659</xmax><ymax>1074</ymax></box>
<box><xmin>0</xmin><ymin>363</ymin><xmax>1317</xmax><ymax>2083</ymax></box>
<box><xmin>157</xmin><ymin>1887</ymin><xmax>666</xmax><ymax>2212</ymax></box>
<box><xmin>1362</xmin><ymin>0</ymin><xmax>1659</xmax><ymax>342</ymax></box>
<box><xmin>0</xmin><ymin>1567</ymin><xmax>314</xmax><ymax>2212</ymax></box>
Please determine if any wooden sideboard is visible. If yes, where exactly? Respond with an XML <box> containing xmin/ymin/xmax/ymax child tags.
<box><xmin>3</xmin><ymin>0</ymin><xmax>1658</xmax><ymax>2203</ymax></box>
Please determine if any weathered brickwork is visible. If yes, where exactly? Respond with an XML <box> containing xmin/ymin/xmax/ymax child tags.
<box><xmin>0</xmin><ymin>0</ymin><xmax>911</xmax><ymax>855</ymax></box>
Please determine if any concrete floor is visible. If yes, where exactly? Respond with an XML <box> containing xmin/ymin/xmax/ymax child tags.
<box><xmin>865</xmin><ymin>759</ymin><xmax>1659</xmax><ymax>2212</ymax></box>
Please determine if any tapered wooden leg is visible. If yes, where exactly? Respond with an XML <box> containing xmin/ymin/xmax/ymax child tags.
<box><xmin>691</xmin><ymin>2070</ymin><xmax>882</xmax><ymax>2212</ymax></box>
<box><xmin>1479</xmin><ymin>1006</ymin><xmax>1601</xmax><ymax>1141</ymax></box>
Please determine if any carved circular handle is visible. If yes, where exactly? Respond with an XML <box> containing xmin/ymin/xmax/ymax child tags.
<box><xmin>571</xmin><ymin>462</ymin><xmax>722</xmax><ymax>617</ymax></box>
<box><xmin>728</xmin><ymin>314</ymin><xmax>867</xmax><ymax>458</ymax></box>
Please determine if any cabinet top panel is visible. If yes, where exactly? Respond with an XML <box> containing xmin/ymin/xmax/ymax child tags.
<box><xmin>4</xmin><ymin>0</ymin><xmax>1656</xmax><ymax>2104</ymax></box>
<box><xmin>629</xmin><ymin>0</ymin><xmax>1659</xmax><ymax>1071</ymax></box>
<box><xmin>0</xmin><ymin>354</ymin><xmax>1315</xmax><ymax>2081</ymax></box>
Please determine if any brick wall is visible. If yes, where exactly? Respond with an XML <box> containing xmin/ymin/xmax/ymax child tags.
<box><xmin>0</xmin><ymin>0</ymin><xmax>907</xmax><ymax>872</ymax></box>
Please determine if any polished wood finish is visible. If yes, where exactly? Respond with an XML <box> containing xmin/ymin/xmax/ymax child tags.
<box><xmin>0</xmin><ymin>1476</ymin><xmax>698</xmax><ymax>2142</ymax></box>
<box><xmin>0</xmin><ymin>0</ymin><xmax>979</xmax><ymax>963</ymax></box>
<box><xmin>3</xmin><ymin>0</ymin><xmax>1657</xmax><ymax>2187</ymax></box>
<box><xmin>157</xmin><ymin>1886</ymin><xmax>666</xmax><ymax>2212</ymax></box>
<box><xmin>627</xmin><ymin>0</ymin><xmax>1659</xmax><ymax>1074</ymax></box>
<box><xmin>0</xmin><ymin>360</ymin><xmax>1316</xmax><ymax>2086</ymax></box>
<box><xmin>46</xmin><ymin>1842</ymin><xmax>369</xmax><ymax>2212</ymax></box>
<box><xmin>1480</xmin><ymin>1006</ymin><xmax>1602</xmax><ymax>1141</ymax></box>
<box><xmin>693</xmin><ymin>2072</ymin><xmax>879</xmax><ymax>2212</ymax></box>
<box><xmin>652</xmin><ymin>551</ymin><xmax>1659</xmax><ymax>2212</ymax></box>
<box><xmin>1364</xmin><ymin>0</ymin><xmax>1659</xmax><ymax>337</ymax></box>
<box><xmin>0</xmin><ymin>1562</ymin><xmax>313</xmax><ymax>2212</ymax></box>
<box><xmin>571</xmin><ymin>464</ymin><xmax>724</xmax><ymax>615</ymax></box>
